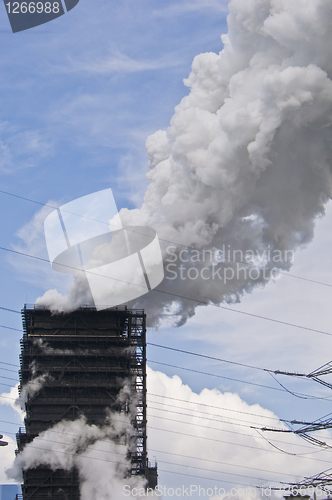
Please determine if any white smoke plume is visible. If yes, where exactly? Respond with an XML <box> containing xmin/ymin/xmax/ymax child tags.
<box><xmin>35</xmin><ymin>270</ymin><xmax>94</xmax><ymax>313</ymax></box>
<box><xmin>16</xmin><ymin>360</ymin><xmax>52</xmax><ymax>412</ymax></box>
<box><xmin>19</xmin><ymin>373</ymin><xmax>50</xmax><ymax>406</ymax></box>
<box><xmin>120</xmin><ymin>0</ymin><xmax>332</xmax><ymax>326</ymax></box>
<box><xmin>0</xmin><ymin>367</ymin><xmax>51</xmax><ymax>416</ymax></box>
<box><xmin>6</xmin><ymin>414</ymin><xmax>149</xmax><ymax>499</ymax></box>
<box><xmin>35</xmin><ymin>0</ymin><xmax>332</xmax><ymax>326</ymax></box>
<box><xmin>33</xmin><ymin>338</ymin><xmax>135</xmax><ymax>358</ymax></box>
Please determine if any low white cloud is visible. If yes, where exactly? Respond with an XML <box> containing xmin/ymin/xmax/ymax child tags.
<box><xmin>146</xmin><ymin>367</ymin><xmax>332</xmax><ymax>494</ymax></box>
<box><xmin>0</xmin><ymin>384</ymin><xmax>25</xmax><ymax>421</ymax></box>
<box><xmin>2</xmin><ymin>368</ymin><xmax>330</xmax><ymax>495</ymax></box>
<box><xmin>0</xmin><ymin>436</ymin><xmax>17</xmax><ymax>484</ymax></box>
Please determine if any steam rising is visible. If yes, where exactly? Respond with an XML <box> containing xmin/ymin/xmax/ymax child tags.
<box><xmin>7</xmin><ymin>384</ymin><xmax>149</xmax><ymax>498</ymax></box>
<box><xmin>37</xmin><ymin>0</ymin><xmax>332</xmax><ymax>326</ymax></box>
<box><xmin>122</xmin><ymin>0</ymin><xmax>332</xmax><ymax>325</ymax></box>
<box><xmin>7</xmin><ymin>414</ymin><xmax>147</xmax><ymax>499</ymax></box>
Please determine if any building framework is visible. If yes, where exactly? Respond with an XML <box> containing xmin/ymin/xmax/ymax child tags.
<box><xmin>16</xmin><ymin>306</ymin><xmax>157</xmax><ymax>500</ymax></box>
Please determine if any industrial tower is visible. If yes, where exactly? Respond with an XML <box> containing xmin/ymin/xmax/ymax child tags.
<box><xmin>16</xmin><ymin>305</ymin><xmax>157</xmax><ymax>500</ymax></box>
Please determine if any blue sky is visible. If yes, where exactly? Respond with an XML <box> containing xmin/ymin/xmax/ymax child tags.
<box><xmin>0</xmin><ymin>0</ymin><xmax>228</xmax><ymax>325</ymax></box>
<box><xmin>1</xmin><ymin>0</ymin><xmax>332</xmax><ymax>498</ymax></box>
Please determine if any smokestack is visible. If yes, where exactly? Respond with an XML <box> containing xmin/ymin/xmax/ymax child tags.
<box><xmin>9</xmin><ymin>306</ymin><xmax>157</xmax><ymax>499</ymax></box>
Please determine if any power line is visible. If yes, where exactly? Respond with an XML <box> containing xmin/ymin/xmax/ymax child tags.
<box><xmin>0</xmin><ymin>360</ymin><xmax>19</xmax><ymax>368</ymax></box>
<box><xmin>148</xmin><ymin>342</ymin><xmax>281</xmax><ymax>374</ymax></box>
<box><xmin>0</xmin><ymin>418</ymin><xmax>328</xmax><ymax>475</ymax></box>
<box><xmin>148</xmin><ymin>447</ymin><xmax>330</xmax><ymax>474</ymax></box>
<box><xmin>0</xmin><ymin>375</ymin><xmax>18</xmax><ymax>382</ymax></box>
<box><xmin>148</xmin><ymin>403</ymin><xmax>286</xmax><ymax>432</ymax></box>
<box><xmin>0</xmin><ymin>307</ymin><xmax>21</xmax><ymax>314</ymax></box>
<box><xmin>148</xmin><ymin>393</ymin><xmax>284</xmax><ymax>422</ymax></box>
<box><xmin>0</xmin><ymin>324</ymin><xmax>22</xmax><ymax>333</ymax></box>
<box><xmin>147</xmin><ymin>360</ymin><xmax>332</xmax><ymax>401</ymax></box>
<box><xmin>0</xmin><ymin>366</ymin><xmax>18</xmax><ymax>373</ymax></box>
<box><xmin>155</xmin><ymin>467</ymin><xmax>268</xmax><ymax>488</ymax></box>
<box><xmin>0</xmin><ymin>355</ymin><xmax>330</xmax><ymax>402</ymax></box>
<box><xmin>1</xmin><ymin>389</ymin><xmax>282</xmax><ymax>423</ymax></box>
<box><xmin>0</xmin><ymin>364</ymin><xmax>319</xmax><ymax>401</ymax></box>
<box><xmin>147</xmin><ymin>425</ymin><xmax>330</xmax><ymax>460</ymax></box>
<box><xmin>1</xmin><ymin>244</ymin><xmax>332</xmax><ymax>338</ymax></box>
<box><xmin>0</xmin><ymin>412</ymin><xmax>323</xmax><ymax>458</ymax></box>
<box><xmin>0</xmin><ymin>316</ymin><xmax>309</xmax><ymax>377</ymax></box>
<box><xmin>2</xmin><ymin>188</ymin><xmax>332</xmax><ymax>292</ymax></box>
<box><xmin>2</xmin><ymin>391</ymin><xmax>329</xmax><ymax>454</ymax></box>
<box><xmin>148</xmin><ymin>410</ymin><xmax>332</xmax><ymax>458</ymax></box>
<box><xmin>3</xmin><ymin>431</ymin><xmax>281</xmax><ymax>488</ymax></box>
<box><xmin>147</xmin><ymin>360</ymin><xmax>287</xmax><ymax>391</ymax></box>
<box><xmin>0</xmin><ymin>436</ymin><xmax>284</xmax><ymax>485</ymax></box>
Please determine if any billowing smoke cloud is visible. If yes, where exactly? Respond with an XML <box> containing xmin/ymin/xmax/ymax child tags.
<box><xmin>36</xmin><ymin>0</ymin><xmax>332</xmax><ymax>326</ymax></box>
<box><xmin>6</xmin><ymin>379</ymin><xmax>154</xmax><ymax>498</ymax></box>
<box><xmin>120</xmin><ymin>0</ymin><xmax>332</xmax><ymax>326</ymax></box>
<box><xmin>6</xmin><ymin>413</ymin><xmax>148</xmax><ymax>499</ymax></box>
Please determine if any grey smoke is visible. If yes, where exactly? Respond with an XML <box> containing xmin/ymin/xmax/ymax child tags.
<box><xmin>7</xmin><ymin>414</ymin><xmax>148</xmax><ymax>499</ymax></box>
<box><xmin>37</xmin><ymin>0</ymin><xmax>332</xmax><ymax>327</ymax></box>
<box><xmin>120</xmin><ymin>0</ymin><xmax>332</xmax><ymax>326</ymax></box>
<box><xmin>16</xmin><ymin>361</ymin><xmax>52</xmax><ymax>412</ymax></box>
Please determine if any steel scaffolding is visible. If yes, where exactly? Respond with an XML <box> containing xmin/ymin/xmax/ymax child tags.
<box><xmin>17</xmin><ymin>305</ymin><xmax>152</xmax><ymax>500</ymax></box>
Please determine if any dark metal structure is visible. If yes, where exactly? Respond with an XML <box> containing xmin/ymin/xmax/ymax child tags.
<box><xmin>17</xmin><ymin>305</ymin><xmax>156</xmax><ymax>500</ymax></box>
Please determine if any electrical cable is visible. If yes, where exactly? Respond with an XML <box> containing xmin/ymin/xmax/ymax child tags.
<box><xmin>0</xmin><ymin>356</ymin><xmax>331</xmax><ymax>403</ymax></box>
<box><xmin>0</xmin><ymin>377</ymin><xmax>286</xmax><ymax>423</ymax></box>
<box><xmin>148</xmin><ymin>403</ymin><xmax>285</xmax><ymax>428</ymax></box>
<box><xmin>154</xmin><ymin>467</ymin><xmax>269</xmax><ymax>488</ymax></box>
<box><xmin>1</xmin><ymin>244</ymin><xmax>332</xmax><ymax>338</ymax></box>
<box><xmin>0</xmin><ymin>360</ymin><xmax>19</xmax><ymax>367</ymax></box>
<box><xmin>2</xmin><ymin>394</ymin><xmax>331</xmax><ymax>457</ymax></box>
<box><xmin>147</xmin><ymin>342</ymin><xmax>307</xmax><ymax>376</ymax></box>
<box><xmin>0</xmin><ymin>317</ymin><xmax>312</xmax><ymax>379</ymax></box>
<box><xmin>0</xmin><ymin>308</ymin><xmax>330</xmax><ymax>399</ymax></box>
<box><xmin>0</xmin><ymin>391</ymin><xmax>286</xmax><ymax>427</ymax></box>
<box><xmin>0</xmin><ymin>421</ymin><xmax>327</xmax><ymax>476</ymax></box>
<box><xmin>1</xmin><ymin>414</ymin><xmax>323</xmax><ymax>459</ymax></box>
<box><xmin>0</xmin><ymin>437</ymin><xmax>284</xmax><ymax>485</ymax></box>
<box><xmin>147</xmin><ymin>393</ymin><xmax>288</xmax><ymax>422</ymax></box>
<box><xmin>1</xmin><ymin>186</ymin><xmax>330</xmax><ymax>489</ymax></box>
<box><xmin>0</xmin><ymin>363</ymin><xmax>326</xmax><ymax>402</ymax></box>
<box><xmin>0</xmin><ymin>306</ymin><xmax>21</xmax><ymax>314</ymax></box>
<box><xmin>148</xmin><ymin>342</ymin><xmax>271</xmax><ymax>372</ymax></box>
<box><xmin>147</xmin><ymin>360</ymin><xmax>332</xmax><ymax>400</ymax></box>
<box><xmin>148</xmin><ymin>412</ymin><xmax>332</xmax><ymax>458</ymax></box>
<box><xmin>0</xmin><ymin>366</ymin><xmax>18</xmax><ymax>373</ymax></box>
<box><xmin>0</xmin><ymin>324</ymin><xmax>22</xmax><ymax>333</ymax></box>
<box><xmin>1</xmin><ymin>188</ymin><xmax>332</xmax><ymax>292</ymax></box>
<box><xmin>3</xmin><ymin>428</ymin><xmax>279</xmax><ymax>489</ymax></box>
